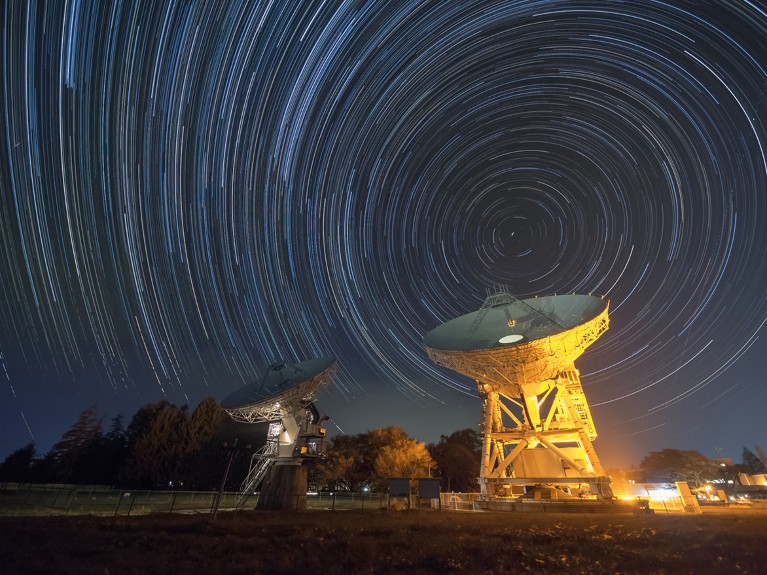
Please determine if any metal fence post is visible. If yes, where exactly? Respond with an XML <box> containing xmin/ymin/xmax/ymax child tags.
<box><xmin>127</xmin><ymin>492</ymin><xmax>137</xmax><ymax>516</ymax></box>
<box><xmin>114</xmin><ymin>491</ymin><xmax>123</xmax><ymax>517</ymax></box>
<box><xmin>52</xmin><ymin>487</ymin><xmax>63</xmax><ymax>509</ymax></box>
<box><xmin>66</xmin><ymin>490</ymin><xmax>77</xmax><ymax>515</ymax></box>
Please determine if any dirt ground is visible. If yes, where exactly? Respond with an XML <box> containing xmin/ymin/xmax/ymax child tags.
<box><xmin>0</xmin><ymin>507</ymin><xmax>765</xmax><ymax>574</ymax></box>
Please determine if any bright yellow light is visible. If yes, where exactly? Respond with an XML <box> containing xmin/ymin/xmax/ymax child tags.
<box><xmin>648</xmin><ymin>489</ymin><xmax>676</xmax><ymax>501</ymax></box>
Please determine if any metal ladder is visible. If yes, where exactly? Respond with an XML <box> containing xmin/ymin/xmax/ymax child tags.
<box><xmin>235</xmin><ymin>442</ymin><xmax>277</xmax><ymax>508</ymax></box>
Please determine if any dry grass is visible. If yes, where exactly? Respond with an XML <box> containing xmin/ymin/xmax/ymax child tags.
<box><xmin>1</xmin><ymin>508</ymin><xmax>766</xmax><ymax>574</ymax></box>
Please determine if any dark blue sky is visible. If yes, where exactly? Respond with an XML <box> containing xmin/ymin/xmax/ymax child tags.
<box><xmin>2</xmin><ymin>0</ymin><xmax>767</xmax><ymax>468</ymax></box>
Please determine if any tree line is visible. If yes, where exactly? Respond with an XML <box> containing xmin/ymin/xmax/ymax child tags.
<box><xmin>0</xmin><ymin>399</ymin><xmax>237</xmax><ymax>489</ymax></box>
<box><xmin>0</xmin><ymin>400</ymin><xmax>482</xmax><ymax>492</ymax></box>
<box><xmin>1</xmin><ymin>399</ymin><xmax>764</xmax><ymax>491</ymax></box>
<box><xmin>310</xmin><ymin>426</ymin><xmax>481</xmax><ymax>493</ymax></box>
<box><xmin>631</xmin><ymin>447</ymin><xmax>766</xmax><ymax>487</ymax></box>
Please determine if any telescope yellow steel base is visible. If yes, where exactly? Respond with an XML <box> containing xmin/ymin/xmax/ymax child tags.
<box><xmin>477</xmin><ymin>367</ymin><xmax>613</xmax><ymax>500</ymax></box>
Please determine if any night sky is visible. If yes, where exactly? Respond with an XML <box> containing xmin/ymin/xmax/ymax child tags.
<box><xmin>3</xmin><ymin>0</ymin><xmax>767</xmax><ymax>468</ymax></box>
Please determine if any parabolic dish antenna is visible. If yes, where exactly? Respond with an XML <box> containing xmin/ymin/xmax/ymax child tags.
<box><xmin>222</xmin><ymin>357</ymin><xmax>336</xmax><ymax>423</ymax></box>
<box><xmin>424</xmin><ymin>289</ymin><xmax>613</xmax><ymax>500</ymax></box>
<box><xmin>424</xmin><ymin>293</ymin><xmax>608</xmax><ymax>394</ymax></box>
<box><xmin>220</xmin><ymin>356</ymin><xmax>336</xmax><ymax>511</ymax></box>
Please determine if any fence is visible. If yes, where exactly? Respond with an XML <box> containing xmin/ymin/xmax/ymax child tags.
<box><xmin>0</xmin><ymin>484</ymin><xmax>394</xmax><ymax>516</ymax></box>
<box><xmin>440</xmin><ymin>492</ymin><xmax>482</xmax><ymax>511</ymax></box>
<box><xmin>0</xmin><ymin>483</ymin><xmax>244</xmax><ymax>517</ymax></box>
<box><xmin>647</xmin><ymin>496</ymin><xmax>685</xmax><ymax>513</ymax></box>
<box><xmin>306</xmin><ymin>492</ymin><xmax>388</xmax><ymax>510</ymax></box>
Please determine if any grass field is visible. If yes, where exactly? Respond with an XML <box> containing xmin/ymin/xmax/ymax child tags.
<box><xmin>1</xmin><ymin>507</ymin><xmax>766</xmax><ymax>574</ymax></box>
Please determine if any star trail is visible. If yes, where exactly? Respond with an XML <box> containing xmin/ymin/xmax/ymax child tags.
<box><xmin>2</xmin><ymin>0</ymin><xmax>767</xmax><ymax>466</ymax></box>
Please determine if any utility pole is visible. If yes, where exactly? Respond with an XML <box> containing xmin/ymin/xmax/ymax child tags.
<box><xmin>212</xmin><ymin>438</ymin><xmax>251</xmax><ymax>519</ymax></box>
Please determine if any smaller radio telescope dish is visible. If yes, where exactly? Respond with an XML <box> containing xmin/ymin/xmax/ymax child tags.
<box><xmin>222</xmin><ymin>357</ymin><xmax>336</xmax><ymax>423</ymax></box>
<box><xmin>220</xmin><ymin>357</ymin><xmax>336</xmax><ymax>511</ymax></box>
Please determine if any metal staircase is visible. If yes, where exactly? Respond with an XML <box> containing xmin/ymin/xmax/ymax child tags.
<box><xmin>235</xmin><ymin>441</ymin><xmax>278</xmax><ymax>508</ymax></box>
<box><xmin>560</xmin><ymin>368</ymin><xmax>597</xmax><ymax>438</ymax></box>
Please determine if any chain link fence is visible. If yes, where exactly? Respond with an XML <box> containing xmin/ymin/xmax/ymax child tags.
<box><xmin>0</xmin><ymin>483</ymin><xmax>244</xmax><ymax>516</ymax></box>
<box><xmin>1</xmin><ymin>484</ymin><xmax>395</xmax><ymax>516</ymax></box>
<box><xmin>306</xmin><ymin>492</ymin><xmax>388</xmax><ymax>510</ymax></box>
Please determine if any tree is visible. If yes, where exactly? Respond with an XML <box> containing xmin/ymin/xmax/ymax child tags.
<box><xmin>316</xmin><ymin>427</ymin><xmax>435</xmax><ymax>492</ymax></box>
<box><xmin>639</xmin><ymin>449</ymin><xmax>721</xmax><ymax>487</ymax></box>
<box><xmin>317</xmin><ymin>433</ymin><xmax>371</xmax><ymax>491</ymax></box>
<box><xmin>312</xmin><ymin>451</ymin><xmax>356</xmax><ymax>491</ymax></box>
<box><xmin>429</xmin><ymin>429</ymin><xmax>482</xmax><ymax>492</ymax></box>
<box><xmin>742</xmin><ymin>447</ymin><xmax>767</xmax><ymax>474</ymax></box>
<box><xmin>208</xmin><ymin>417</ymin><xmax>266</xmax><ymax>491</ymax></box>
<box><xmin>374</xmin><ymin>436</ymin><xmax>434</xmax><ymax>482</ymax></box>
<box><xmin>0</xmin><ymin>443</ymin><xmax>36</xmax><ymax>482</ymax></box>
<box><xmin>178</xmin><ymin>399</ymin><xmax>248</xmax><ymax>490</ymax></box>
<box><xmin>87</xmin><ymin>415</ymin><xmax>128</xmax><ymax>485</ymax></box>
<box><xmin>353</xmin><ymin>427</ymin><xmax>415</xmax><ymax>490</ymax></box>
<box><xmin>120</xmin><ymin>402</ymin><xmax>190</xmax><ymax>487</ymax></box>
<box><xmin>187</xmin><ymin>397</ymin><xmax>227</xmax><ymax>454</ymax></box>
<box><xmin>124</xmin><ymin>401</ymin><xmax>173</xmax><ymax>452</ymax></box>
<box><xmin>46</xmin><ymin>407</ymin><xmax>103</xmax><ymax>483</ymax></box>
<box><xmin>119</xmin><ymin>397</ymin><xmax>259</xmax><ymax>490</ymax></box>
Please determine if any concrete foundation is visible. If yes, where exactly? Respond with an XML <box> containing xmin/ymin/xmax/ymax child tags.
<box><xmin>475</xmin><ymin>498</ymin><xmax>639</xmax><ymax>514</ymax></box>
<box><xmin>256</xmin><ymin>462</ymin><xmax>308</xmax><ymax>511</ymax></box>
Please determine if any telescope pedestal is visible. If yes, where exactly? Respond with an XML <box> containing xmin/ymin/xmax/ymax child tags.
<box><xmin>424</xmin><ymin>291</ymin><xmax>614</xmax><ymax>502</ymax></box>
<box><xmin>256</xmin><ymin>461</ymin><xmax>308</xmax><ymax>511</ymax></box>
<box><xmin>478</xmin><ymin>366</ymin><xmax>612</xmax><ymax>500</ymax></box>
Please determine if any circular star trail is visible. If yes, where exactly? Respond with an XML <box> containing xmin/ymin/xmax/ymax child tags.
<box><xmin>3</xmin><ymin>0</ymin><xmax>767</xmax><ymax>463</ymax></box>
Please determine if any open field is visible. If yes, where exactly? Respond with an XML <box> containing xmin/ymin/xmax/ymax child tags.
<box><xmin>1</xmin><ymin>507</ymin><xmax>766</xmax><ymax>574</ymax></box>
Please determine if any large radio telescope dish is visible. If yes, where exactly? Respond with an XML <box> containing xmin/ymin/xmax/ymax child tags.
<box><xmin>424</xmin><ymin>293</ymin><xmax>608</xmax><ymax>395</ymax></box>
<box><xmin>222</xmin><ymin>357</ymin><xmax>336</xmax><ymax>423</ymax></box>
<box><xmin>424</xmin><ymin>290</ymin><xmax>613</xmax><ymax>501</ymax></box>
